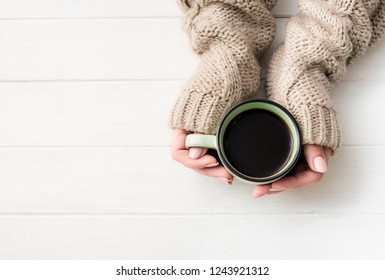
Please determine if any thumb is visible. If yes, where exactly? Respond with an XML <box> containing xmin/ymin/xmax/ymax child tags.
<box><xmin>303</xmin><ymin>144</ymin><xmax>328</xmax><ymax>173</ymax></box>
<box><xmin>188</xmin><ymin>132</ymin><xmax>208</xmax><ymax>159</ymax></box>
<box><xmin>189</xmin><ymin>147</ymin><xmax>208</xmax><ymax>159</ymax></box>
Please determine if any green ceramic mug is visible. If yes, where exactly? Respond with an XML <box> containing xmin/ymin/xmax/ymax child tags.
<box><xmin>185</xmin><ymin>99</ymin><xmax>302</xmax><ymax>184</ymax></box>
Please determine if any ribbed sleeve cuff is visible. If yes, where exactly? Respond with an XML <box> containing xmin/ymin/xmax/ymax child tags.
<box><xmin>290</xmin><ymin>104</ymin><xmax>341</xmax><ymax>154</ymax></box>
<box><xmin>169</xmin><ymin>88</ymin><xmax>232</xmax><ymax>135</ymax></box>
<box><xmin>267</xmin><ymin>64</ymin><xmax>342</xmax><ymax>154</ymax></box>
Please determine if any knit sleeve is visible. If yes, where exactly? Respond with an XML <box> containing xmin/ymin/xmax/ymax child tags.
<box><xmin>169</xmin><ymin>0</ymin><xmax>277</xmax><ymax>134</ymax></box>
<box><xmin>266</xmin><ymin>0</ymin><xmax>385</xmax><ymax>154</ymax></box>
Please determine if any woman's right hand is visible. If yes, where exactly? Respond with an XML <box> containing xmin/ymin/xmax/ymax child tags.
<box><xmin>170</xmin><ymin>129</ymin><xmax>233</xmax><ymax>185</ymax></box>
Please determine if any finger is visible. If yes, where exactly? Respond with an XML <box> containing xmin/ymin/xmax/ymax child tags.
<box><xmin>195</xmin><ymin>166</ymin><xmax>233</xmax><ymax>183</ymax></box>
<box><xmin>265</xmin><ymin>183</ymin><xmax>286</xmax><ymax>193</ymax></box>
<box><xmin>304</xmin><ymin>144</ymin><xmax>328</xmax><ymax>173</ymax></box>
<box><xmin>171</xmin><ymin>129</ymin><xmax>189</xmax><ymax>154</ymax></box>
<box><xmin>173</xmin><ymin>150</ymin><xmax>218</xmax><ymax>169</ymax></box>
<box><xmin>270</xmin><ymin>169</ymin><xmax>324</xmax><ymax>190</ymax></box>
<box><xmin>188</xmin><ymin>132</ymin><xmax>208</xmax><ymax>159</ymax></box>
<box><xmin>189</xmin><ymin>147</ymin><xmax>208</xmax><ymax>159</ymax></box>
<box><xmin>252</xmin><ymin>185</ymin><xmax>271</xmax><ymax>198</ymax></box>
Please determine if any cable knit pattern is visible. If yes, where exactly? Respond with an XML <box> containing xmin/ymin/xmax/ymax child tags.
<box><xmin>169</xmin><ymin>0</ymin><xmax>277</xmax><ymax>134</ymax></box>
<box><xmin>266</xmin><ymin>0</ymin><xmax>385</xmax><ymax>154</ymax></box>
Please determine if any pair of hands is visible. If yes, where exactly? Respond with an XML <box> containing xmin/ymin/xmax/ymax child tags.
<box><xmin>171</xmin><ymin>129</ymin><xmax>331</xmax><ymax>198</ymax></box>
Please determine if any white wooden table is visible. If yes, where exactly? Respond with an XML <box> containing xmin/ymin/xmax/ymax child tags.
<box><xmin>0</xmin><ymin>0</ymin><xmax>384</xmax><ymax>259</ymax></box>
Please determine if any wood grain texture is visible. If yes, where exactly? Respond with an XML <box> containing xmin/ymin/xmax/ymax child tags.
<box><xmin>0</xmin><ymin>215</ymin><xmax>384</xmax><ymax>259</ymax></box>
<box><xmin>0</xmin><ymin>19</ymin><xmax>384</xmax><ymax>81</ymax></box>
<box><xmin>0</xmin><ymin>147</ymin><xmax>384</xmax><ymax>215</ymax></box>
<box><xmin>0</xmin><ymin>81</ymin><xmax>384</xmax><ymax>147</ymax></box>
<box><xmin>0</xmin><ymin>0</ymin><xmax>298</xmax><ymax>18</ymax></box>
<box><xmin>0</xmin><ymin>81</ymin><xmax>177</xmax><ymax>147</ymax></box>
<box><xmin>0</xmin><ymin>19</ymin><xmax>196</xmax><ymax>81</ymax></box>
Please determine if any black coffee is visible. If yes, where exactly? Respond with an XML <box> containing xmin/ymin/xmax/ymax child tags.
<box><xmin>223</xmin><ymin>109</ymin><xmax>292</xmax><ymax>178</ymax></box>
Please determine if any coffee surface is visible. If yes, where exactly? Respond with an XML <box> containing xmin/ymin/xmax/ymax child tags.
<box><xmin>224</xmin><ymin>109</ymin><xmax>292</xmax><ymax>178</ymax></box>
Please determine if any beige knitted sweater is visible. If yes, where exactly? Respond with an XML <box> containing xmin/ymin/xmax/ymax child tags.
<box><xmin>169</xmin><ymin>0</ymin><xmax>385</xmax><ymax>154</ymax></box>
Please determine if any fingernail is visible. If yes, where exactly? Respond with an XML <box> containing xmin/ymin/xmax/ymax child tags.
<box><xmin>189</xmin><ymin>148</ymin><xmax>202</xmax><ymax>159</ymax></box>
<box><xmin>218</xmin><ymin>177</ymin><xmax>232</xmax><ymax>186</ymax></box>
<box><xmin>314</xmin><ymin>156</ymin><xmax>327</xmax><ymax>173</ymax></box>
<box><xmin>253</xmin><ymin>194</ymin><xmax>265</xmax><ymax>199</ymax></box>
<box><xmin>270</xmin><ymin>187</ymin><xmax>285</xmax><ymax>192</ymax></box>
<box><xmin>204</xmin><ymin>162</ymin><xmax>219</xmax><ymax>168</ymax></box>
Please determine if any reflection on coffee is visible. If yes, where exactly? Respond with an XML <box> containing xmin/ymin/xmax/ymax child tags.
<box><xmin>223</xmin><ymin>109</ymin><xmax>292</xmax><ymax>178</ymax></box>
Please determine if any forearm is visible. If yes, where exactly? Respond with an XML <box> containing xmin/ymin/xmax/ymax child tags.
<box><xmin>170</xmin><ymin>0</ymin><xmax>277</xmax><ymax>134</ymax></box>
<box><xmin>266</xmin><ymin>0</ymin><xmax>385</xmax><ymax>154</ymax></box>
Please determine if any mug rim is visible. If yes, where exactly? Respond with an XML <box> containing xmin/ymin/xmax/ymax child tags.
<box><xmin>216</xmin><ymin>99</ymin><xmax>302</xmax><ymax>184</ymax></box>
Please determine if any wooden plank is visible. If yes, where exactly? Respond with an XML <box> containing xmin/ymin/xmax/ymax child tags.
<box><xmin>333</xmin><ymin>82</ymin><xmax>385</xmax><ymax>146</ymax></box>
<box><xmin>0</xmin><ymin>147</ymin><xmax>384</xmax><ymax>214</ymax></box>
<box><xmin>0</xmin><ymin>0</ymin><xmax>297</xmax><ymax>19</ymax></box>
<box><xmin>0</xmin><ymin>215</ymin><xmax>384</xmax><ymax>259</ymax></box>
<box><xmin>0</xmin><ymin>19</ymin><xmax>384</xmax><ymax>81</ymax></box>
<box><xmin>0</xmin><ymin>19</ymin><xmax>197</xmax><ymax>81</ymax></box>
<box><xmin>0</xmin><ymin>81</ymin><xmax>383</xmax><ymax>147</ymax></box>
<box><xmin>0</xmin><ymin>81</ymin><xmax>178</xmax><ymax>147</ymax></box>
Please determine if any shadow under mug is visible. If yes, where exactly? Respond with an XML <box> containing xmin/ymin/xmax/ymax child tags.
<box><xmin>185</xmin><ymin>100</ymin><xmax>302</xmax><ymax>184</ymax></box>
